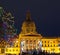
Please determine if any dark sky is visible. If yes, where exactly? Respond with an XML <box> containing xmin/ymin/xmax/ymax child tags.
<box><xmin>0</xmin><ymin>0</ymin><xmax>60</xmax><ymax>36</ymax></box>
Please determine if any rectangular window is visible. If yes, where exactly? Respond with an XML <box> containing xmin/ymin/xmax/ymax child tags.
<box><xmin>45</xmin><ymin>44</ymin><xmax>46</xmax><ymax>47</ymax></box>
<box><xmin>42</xmin><ymin>45</ymin><xmax>43</xmax><ymax>47</ymax></box>
<box><xmin>54</xmin><ymin>45</ymin><xmax>55</xmax><ymax>47</ymax></box>
<box><xmin>42</xmin><ymin>41</ymin><xmax>43</xmax><ymax>43</ymax></box>
<box><xmin>48</xmin><ymin>45</ymin><xmax>49</xmax><ymax>47</ymax></box>
<box><xmin>48</xmin><ymin>41</ymin><xmax>49</xmax><ymax>43</ymax></box>
<box><xmin>45</xmin><ymin>41</ymin><xmax>46</xmax><ymax>43</ymax></box>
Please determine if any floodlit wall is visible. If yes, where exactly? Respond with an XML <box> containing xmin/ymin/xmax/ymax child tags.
<box><xmin>5</xmin><ymin>47</ymin><xmax>20</xmax><ymax>54</ymax></box>
<box><xmin>41</xmin><ymin>38</ymin><xmax>60</xmax><ymax>53</ymax></box>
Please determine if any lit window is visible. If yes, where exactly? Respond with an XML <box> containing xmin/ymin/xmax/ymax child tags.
<box><xmin>48</xmin><ymin>45</ymin><xmax>49</xmax><ymax>47</ymax></box>
<box><xmin>42</xmin><ymin>45</ymin><xmax>43</xmax><ymax>47</ymax></box>
<box><xmin>54</xmin><ymin>45</ymin><xmax>55</xmax><ymax>47</ymax></box>
<box><xmin>34</xmin><ymin>40</ymin><xmax>36</xmax><ymax>42</ymax></box>
<box><xmin>21</xmin><ymin>41</ymin><xmax>25</xmax><ymax>47</ymax></box>
<box><xmin>42</xmin><ymin>41</ymin><xmax>43</xmax><ymax>43</ymax></box>
<box><xmin>51</xmin><ymin>45</ymin><xmax>52</xmax><ymax>47</ymax></box>
<box><xmin>39</xmin><ymin>41</ymin><xmax>42</xmax><ymax>47</ymax></box>
<box><xmin>45</xmin><ymin>44</ymin><xmax>46</xmax><ymax>47</ymax></box>
<box><xmin>16</xmin><ymin>45</ymin><xmax>18</xmax><ymax>47</ymax></box>
<box><xmin>48</xmin><ymin>41</ymin><xmax>49</xmax><ymax>43</ymax></box>
<box><xmin>45</xmin><ymin>41</ymin><xmax>46</xmax><ymax>43</ymax></box>
<box><xmin>30</xmin><ymin>40</ymin><xmax>32</xmax><ymax>42</ymax></box>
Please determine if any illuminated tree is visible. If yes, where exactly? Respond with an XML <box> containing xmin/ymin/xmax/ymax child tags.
<box><xmin>2</xmin><ymin>12</ymin><xmax>17</xmax><ymax>41</ymax></box>
<box><xmin>0</xmin><ymin>7</ymin><xmax>17</xmax><ymax>47</ymax></box>
<box><xmin>0</xmin><ymin>7</ymin><xmax>4</xmax><ymax>38</ymax></box>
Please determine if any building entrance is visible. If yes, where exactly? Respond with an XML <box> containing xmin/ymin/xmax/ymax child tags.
<box><xmin>20</xmin><ymin>39</ymin><xmax>42</xmax><ymax>53</ymax></box>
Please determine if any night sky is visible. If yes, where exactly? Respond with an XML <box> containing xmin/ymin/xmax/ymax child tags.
<box><xmin>0</xmin><ymin>0</ymin><xmax>60</xmax><ymax>36</ymax></box>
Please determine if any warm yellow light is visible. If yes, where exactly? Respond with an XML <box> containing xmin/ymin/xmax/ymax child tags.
<box><xmin>21</xmin><ymin>48</ymin><xmax>24</xmax><ymax>51</ymax></box>
<box><xmin>16</xmin><ymin>41</ymin><xmax>18</xmax><ymax>43</ymax></box>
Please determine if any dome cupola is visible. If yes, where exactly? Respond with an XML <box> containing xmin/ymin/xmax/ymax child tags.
<box><xmin>21</xmin><ymin>10</ymin><xmax>37</xmax><ymax>34</ymax></box>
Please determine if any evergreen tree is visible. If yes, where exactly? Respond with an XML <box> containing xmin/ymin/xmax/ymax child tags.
<box><xmin>0</xmin><ymin>7</ymin><xmax>4</xmax><ymax>38</ymax></box>
<box><xmin>2</xmin><ymin>12</ymin><xmax>17</xmax><ymax>41</ymax></box>
<box><xmin>0</xmin><ymin>7</ymin><xmax>17</xmax><ymax>47</ymax></box>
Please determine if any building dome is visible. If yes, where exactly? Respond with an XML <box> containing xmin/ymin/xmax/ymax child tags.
<box><xmin>21</xmin><ymin>10</ymin><xmax>37</xmax><ymax>34</ymax></box>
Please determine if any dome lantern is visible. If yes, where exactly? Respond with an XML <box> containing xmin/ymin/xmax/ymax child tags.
<box><xmin>21</xmin><ymin>10</ymin><xmax>37</xmax><ymax>34</ymax></box>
